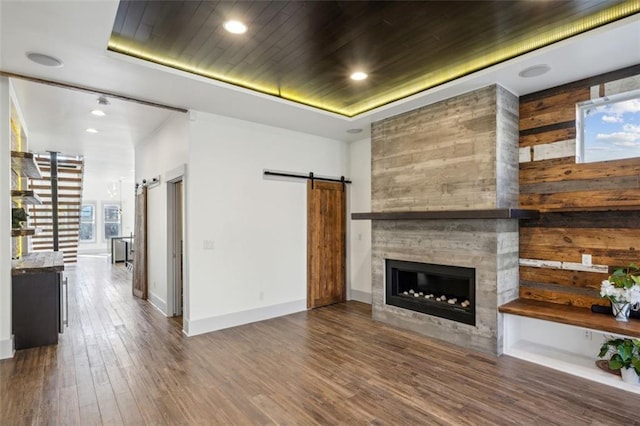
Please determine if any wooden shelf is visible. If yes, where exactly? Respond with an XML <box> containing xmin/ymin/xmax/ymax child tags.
<box><xmin>11</xmin><ymin>151</ymin><xmax>42</xmax><ymax>179</ymax></box>
<box><xmin>499</xmin><ymin>298</ymin><xmax>640</xmax><ymax>338</ymax></box>
<box><xmin>11</xmin><ymin>189</ymin><xmax>42</xmax><ymax>205</ymax></box>
<box><xmin>12</xmin><ymin>228</ymin><xmax>36</xmax><ymax>237</ymax></box>
<box><xmin>351</xmin><ymin>208</ymin><xmax>539</xmax><ymax>221</ymax></box>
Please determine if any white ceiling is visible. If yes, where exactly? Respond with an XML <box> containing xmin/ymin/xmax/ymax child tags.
<box><xmin>1</xmin><ymin>1</ymin><xmax>639</xmax><ymax>172</ymax></box>
<box><xmin>10</xmin><ymin>79</ymin><xmax>175</xmax><ymax>181</ymax></box>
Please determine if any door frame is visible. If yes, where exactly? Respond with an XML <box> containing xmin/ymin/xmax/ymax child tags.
<box><xmin>166</xmin><ymin>165</ymin><xmax>186</xmax><ymax>321</ymax></box>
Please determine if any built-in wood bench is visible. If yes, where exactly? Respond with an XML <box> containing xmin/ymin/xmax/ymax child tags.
<box><xmin>499</xmin><ymin>298</ymin><xmax>640</xmax><ymax>338</ymax></box>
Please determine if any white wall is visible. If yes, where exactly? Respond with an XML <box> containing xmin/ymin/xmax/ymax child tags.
<box><xmin>135</xmin><ymin>113</ymin><xmax>188</xmax><ymax>315</ymax></box>
<box><xmin>0</xmin><ymin>77</ymin><xmax>13</xmax><ymax>358</ymax></box>
<box><xmin>347</xmin><ymin>137</ymin><xmax>372</xmax><ymax>303</ymax></box>
<box><xmin>186</xmin><ymin>111</ymin><xmax>348</xmax><ymax>335</ymax></box>
<box><xmin>79</xmin><ymin>175</ymin><xmax>134</xmax><ymax>254</ymax></box>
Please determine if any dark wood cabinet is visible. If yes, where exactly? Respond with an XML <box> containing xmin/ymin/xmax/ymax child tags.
<box><xmin>12</xmin><ymin>271</ymin><xmax>61</xmax><ymax>350</ymax></box>
<box><xmin>11</xmin><ymin>252</ymin><xmax>65</xmax><ymax>350</ymax></box>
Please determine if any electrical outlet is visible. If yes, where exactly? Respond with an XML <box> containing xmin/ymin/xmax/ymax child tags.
<box><xmin>203</xmin><ymin>240</ymin><xmax>214</xmax><ymax>250</ymax></box>
<box><xmin>584</xmin><ymin>330</ymin><xmax>592</xmax><ymax>340</ymax></box>
<box><xmin>582</xmin><ymin>254</ymin><xmax>592</xmax><ymax>266</ymax></box>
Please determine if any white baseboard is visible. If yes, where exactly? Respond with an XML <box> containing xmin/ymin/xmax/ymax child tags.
<box><xmin>148</xmin><ymin>292</ymin><xmax>168</xmax><ymax>316</ymax></box>
<box><xmin>0</xmin><ymin>336</ymin><xmax>14</xmax><ymax>359</ymax></box>
<box><xmin>349</xmin><ymin>289</ymin><xmax>371</xmax><ymax>304</ymax></box>
<box><xmin>185</xmin><ymin>299</ymin><xmax>306</xmax><ymax>337</ymax></box>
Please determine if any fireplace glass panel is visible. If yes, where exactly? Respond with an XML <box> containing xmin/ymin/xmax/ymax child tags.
<box><xmin>386</xmin><ymin>259</ymin><xmax>475</xmax><ymax>325</ymax></box>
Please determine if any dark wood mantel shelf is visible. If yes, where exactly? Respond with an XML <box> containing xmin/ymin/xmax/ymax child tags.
<box><xmin>351</xmin><ymin>208</ymin><xmax>539</xmax><ymax>221</ymax></box>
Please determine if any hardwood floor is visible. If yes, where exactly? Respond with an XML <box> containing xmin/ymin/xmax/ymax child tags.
<box><xmin>1</xmin><ymin>256</ymin><xmax>639</xmax><ymax>425</ymax></box>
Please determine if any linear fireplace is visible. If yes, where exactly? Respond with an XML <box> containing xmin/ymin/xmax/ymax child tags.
<box><xmin>385</xmin><ymin>259</ymin><xmax>476</xmax><ymax>326</ymax></box>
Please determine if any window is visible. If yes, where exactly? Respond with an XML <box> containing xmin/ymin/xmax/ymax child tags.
<box><xmin>103</xmin><ymin>203</ymin><xmax>121</xmax><ymax>241</ymax></box>
<box><xmin>79</xmin><ymin>203</ymin><xmax>95</xmax><ymax>243</ymax></box>
<box><xmin>576</xmin><ymin>89</ymin><xmax>640</xmax><ymax>163</ymax></box>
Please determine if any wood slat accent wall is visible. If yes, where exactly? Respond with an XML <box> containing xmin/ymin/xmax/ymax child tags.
<box><xmin>518</xmin><ymin>65</ymin><xmax>640</xmax><ymax>308</ymax></box>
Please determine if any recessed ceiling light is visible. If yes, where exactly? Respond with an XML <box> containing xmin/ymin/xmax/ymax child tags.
<box><xmin>91</xmin><ymin>109</ymin><xmax>106</xmax><ymax>117</ymax></box>
<box><xmin>223</xmin><ymin>20</ymin><xmax>247</xmax><ymax>34</ymax></box>
<box><xmin>350</xmin><ymin>71</ymin><xmax>368</xmax><ymax>81</ymax></box>
<box><xmin>26</xmin><ymin>52</ymin><xmax>64</xmax><ymax>68</ymax></box>
<box><xmin>86</xmin><ymin>128</ymin><xmax>98</xmax><ymax>134</ymax></box>
<box><xmin>518</xmin><ymin>64</ymin><xmax>551</xmax><ymax>78</ymax></box>
<box><xmin>346</xmin><ymin>128</ymin><xmax>363</xmax><ymax>134</ymax></box>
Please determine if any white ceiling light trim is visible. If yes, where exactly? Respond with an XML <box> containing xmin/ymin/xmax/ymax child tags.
<box><xmin>518</xmin><ymin>64</ymin><xmax>551</xmax><ymax>78</ymax></box>
<box><xmin>26</xmin><ymin>52</ymin><xmax>64</xmax><ymax>68</ymax></box>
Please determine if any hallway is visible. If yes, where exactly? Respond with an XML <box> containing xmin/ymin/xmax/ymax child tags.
<box><xmin>1</xmin><ymin>256</ymin><xmax>638</xmax><ymax>425</ymax></box>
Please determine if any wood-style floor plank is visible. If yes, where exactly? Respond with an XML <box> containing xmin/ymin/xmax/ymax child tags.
<box><xmin>1</xmin><ymin>255</ymin><xmax>639</xmax><ymax>425</ymax></box>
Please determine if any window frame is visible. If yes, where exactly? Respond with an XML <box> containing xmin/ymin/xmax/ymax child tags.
<box><xmin>102</xmin><ymin>202</ymin><xmax>122</xmax><ymax>242</ymax></box>
<box><xmin>79</xmin><ymin>201</ymin><xmax>96</xmax><ymax>243</ymax></box>
<box><xmin>576</xmin><ymin>88</ymin><xmax>640</xmax><ymax>164</ymax></box>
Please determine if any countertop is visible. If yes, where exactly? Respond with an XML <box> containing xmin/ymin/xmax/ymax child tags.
<box><xmin>12</xmin><ymin>251</ymin><xmax>65</xmax><ymax>275</ymax></box>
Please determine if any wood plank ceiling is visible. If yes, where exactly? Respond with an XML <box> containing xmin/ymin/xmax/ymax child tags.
<box><xmin>109</xmin><ymin>0</ymin><xmax>638</xmax><ymax>117</ymax></box>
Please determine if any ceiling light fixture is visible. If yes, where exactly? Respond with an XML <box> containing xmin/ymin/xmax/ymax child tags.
<box><xmin>91</xmin><ymin>109</ymin><xmax>106</xmax><ymax>117</ymax></box>
<box><xmin>518</xmin><ymin>64</ymin><xmax>551</xmax><ymax>78</ymax></box>
<box><xmin>26</xmin><ymin>52</ymin><xmax>64</xmax><ymax>68</ymax></box>
<box><xmin>223</xmin><ymin>20</ymin><xmax>247</xmax><ymax>34</ymax></box>
<box><xmin>86</xmin><ymin>128</ymin><xmax>98</xmax><ymax>134</ymax></box>
<box><xmin>97</xmin><ymin>96</ymin><xmax>110</xmax><ymax>106</ymax></box>
<box><xmin>350</xmin><ymin>71</ymin><xmax>368</xmax><ymax>81</ymax></box>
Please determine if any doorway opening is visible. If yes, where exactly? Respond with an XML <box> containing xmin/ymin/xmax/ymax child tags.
<box><xmin>167</xmin><ymin>174</ymin><xmax>185</xmax><ymax>324</ymax></box>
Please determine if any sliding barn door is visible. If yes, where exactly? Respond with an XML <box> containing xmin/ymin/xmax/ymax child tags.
<box><xmin>307</xmin><ymin>180</ymin><xmax>346</xmax><ymax>308</ymax></box>
<box><xmin>133</xmin><ymin>186</ymin><xmax>148</xmax><ymax>299</ymax></box>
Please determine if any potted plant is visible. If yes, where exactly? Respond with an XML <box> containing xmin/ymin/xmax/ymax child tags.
<box><xmin>600</xmin><ymin>263</ymin><xmax>640</xmax><ymax>322</ymax></box>
<box><xmin>11</xmin><ymin>207</ymin><xmax>28</xmax><ymax>229</ymax></box>
<box><xmin>598</xmin><ymin>337</ymin><xmax>640</xmax><ymax>384</ymax></box>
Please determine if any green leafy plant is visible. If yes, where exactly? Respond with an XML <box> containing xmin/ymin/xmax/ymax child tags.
<box><xmin>598</xmin><ymin>337</ymin><xmax>640</xmax><ymax>373</ymax></box>
<box><xmin>609</xmin><ymin>263</ymin><xmax>640</xmax><ymax>288</ymax></box>
<box><xmin>601</xmin><ymin>263</ymin><xmax>640</xmax><ymax>305</ymax></box>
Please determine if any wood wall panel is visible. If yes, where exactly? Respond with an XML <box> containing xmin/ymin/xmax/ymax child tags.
<box><xmin>519</xmin><ymin>127</ymin><xmax>576</xmax><ymax>148</ymax></box>
<box><xmin>519</xmin><ymin>266</ymin><xmax>605</xmax><ymax>290</ymax></box>
<box><xmin>519</xmin><ymin>285</ymin><xmax>603</xmax><ymax>309</ymax></box>
<box><xmin>519</xmin><ymin>88</ymin><xmax>589</xmax><ymax>131</ymax></box>
<box><xmin>518</xmin><ymin>66</ymin><xmax>640</xmax><ymax>308</ymax></box>
<box><xmin>520</xmin><ymin>156</ymin><xmax>640</xmax><ymax>186</ymax></box>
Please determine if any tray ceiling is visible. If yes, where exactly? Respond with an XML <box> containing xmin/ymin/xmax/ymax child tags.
<box><xmin>107</xmin><ymin>1</ymin><xmax>637</xmax><ymax>117</ymax></box>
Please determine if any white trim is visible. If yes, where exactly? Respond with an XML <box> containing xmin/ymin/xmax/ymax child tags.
<box><xmin>148</xmin><ymin>292</ymin><xmax>168</xmax><ymax>316</ymax></box>
<box><xmin>532</xmin><ymin>139</ymin><xmax>575</xmax><ymax>162</ymax></box>
<box><xmin>519</xmin><ymin>258</ymin><xmax>608</xmax><ymax>273</ymax></box>
<box><xmin>518</xmin><ymin>146</ymin><xmax>532</xmax><ymax>163</ymax></box>
<box><xmin>165</xmin><ymin>164</ymin><xmax>187</xmax><ymax>183</ymax></box>
<box><xmin>185</xmin><ymin>299</ymin><xmax>307</xmax><ymax>336</ymax></box>
<box><xmin>349</xmin><ymin>289</ymin><xmax>372</xmax><ymax>304</ymax></box>
<box><xmin>0</xmin><ymin>336</ymin><xmax>14</xmax><ymax>359</ymax></box>
<box><xmin>503</xmin><ymin>314</ymin><xmax>640</xmax><ymax>394</ymax></box>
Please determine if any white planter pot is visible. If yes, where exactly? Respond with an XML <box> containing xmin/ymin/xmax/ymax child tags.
<box><xmin>620</xmin><ymin>367</ymin><xmax>640</xmax><ymax>385</ymax></box>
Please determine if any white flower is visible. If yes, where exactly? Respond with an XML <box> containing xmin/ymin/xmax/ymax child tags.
<box><xmin>624</xmin><ymin>285</ymin><xmax>640</xmax><ymax>305</ymax></box>
<box><xmin>600</xmin><ymin>280</ymin><xmax>616</xmax><ymax>298</ymax></box>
